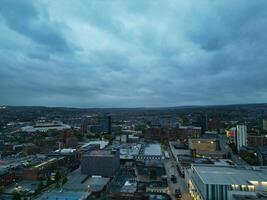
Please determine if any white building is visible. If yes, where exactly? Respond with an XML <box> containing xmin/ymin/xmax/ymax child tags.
<box><xmin>235</xmin><ymin>125</ymin><xmax>247</xmax><ymax>152</ymax></box>
<box><xmin>21</xmin><ymin>121</ymin><xmax>70</xmax><ymax>133</ymax></box>
<box><xmin>187</xmin><ymin>164</ymin><xmax>267</xmax><ymax>200</ymax></box>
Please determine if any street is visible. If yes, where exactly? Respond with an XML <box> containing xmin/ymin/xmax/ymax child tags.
<box><xmin>219</xmin><ymin>134</ymin><xmax>248</xmax><ymax>166</ymax></box>
<box><xmin>165</xmin><ymin>146</ymin><xmax>192</xmax><ymax>200</ymax></box>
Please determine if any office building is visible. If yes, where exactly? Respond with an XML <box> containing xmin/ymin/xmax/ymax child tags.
<box><xmin>98</xmin><ymin>115</ymin><xmax>112</xmax><ymax>134</ymax></box>
<box><xmin>81</xmin><ymin>150</ymin><xmax>120</xmax><ymax>177</ymax></box>
<box><xmin>80</xmin><ymin>118</ymin><xmax>88</xmax><ymax>134</ymax></box>
<box><xmin>263</xmin><ymin>119</ymin><xmax>267</xmax><ymax>131</ymax></box>
<box><xmin>188</xmin><ymin>164</ymin><xmax>267</xmax><ymax>200</ymax></box>
<box><xmin>235</xmin><ymin>125</ymin><xmax>247</xmax><ymax>152</ymax></box>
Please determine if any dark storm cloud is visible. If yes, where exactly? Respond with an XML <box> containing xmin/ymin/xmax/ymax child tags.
<box><xmin>0</xmin><ymin>0</ymin><xmax>267</xmax><ymax>107</ymax></box>
<box><xmin>0</xmin><ymin>0</ymin><xmax>73</xmax><ymax>53</ymax></box>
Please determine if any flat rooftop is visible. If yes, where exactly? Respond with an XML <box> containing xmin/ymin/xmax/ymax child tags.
<box><xmin>36</xmin><ymin>190</ymin><xmax>90</xmax><ymax>200</ymax></box>
<box><xmin>88</xmin><ymin>150</ymin><xmax>116</xmax><ymax>156</ymax></box>
<box><xmin>258</xmin><ymin>145</ymin><xmax>267</xmax><ymax>154</ymax></box>
<box><xmin>144</xmin><ymin>144</ymin><xmax>162</xmax><ymax>156</ymax></box>
<box><xmin>63</xmin><ymin>168</ymin><xmax>110</xmax><ymax>192</ymax></box>
<box><xmin>192</xmin><ymin>164</ymin><xmax>267</xmax><ymax>185</ymax></box>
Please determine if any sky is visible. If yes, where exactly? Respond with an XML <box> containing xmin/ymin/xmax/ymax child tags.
<box><xmin>1</xmin><ymin>0</ymin><xmax>267</xmax><ymax>108</ymax></box>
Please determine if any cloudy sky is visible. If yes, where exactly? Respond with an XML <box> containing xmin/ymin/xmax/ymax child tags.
<box><xmin>1</xmin><ymin>0</ymin><xmax>267</xmax><ymax>108</ymax></box>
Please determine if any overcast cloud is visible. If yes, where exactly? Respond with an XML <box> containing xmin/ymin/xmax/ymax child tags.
<box><xmin>1</xmin><ymin>0</ymin><xmax>267</xmax><ymax>108</ymax></box>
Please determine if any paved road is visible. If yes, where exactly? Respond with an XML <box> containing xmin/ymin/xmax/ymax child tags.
<box><xmin>165</xmin><ymin>145</ymin><xmax>191</xmax><ymax>200</ymax></box>
<box><xmin>219</xmin><ymin>135</ymin><xmax>248</xmax><ymax>166</ymax></box>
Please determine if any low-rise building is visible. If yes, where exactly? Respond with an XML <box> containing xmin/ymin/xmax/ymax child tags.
<box><xmin>134</xmin><ymin>143</ymin><xmax>164</xmax><ymax>161</ymax></box>
<box><xmin>248</xmin><ymin>134</ymin><xmax>267</xmax><ymax>148</ymax></box>
<box><xmin>187</xmin><ymin>164</ymin><xmax>267</xmax><ymax>200</ymax></box>
<box><xmin>36</xmin><ymin>190</ymin><xmax>90</xmax><ymax>200</ymax></box>
<box><xmin>0</xmin><ymin>169</ymin><xmax>15</xmax><ymax>187</ymax></box>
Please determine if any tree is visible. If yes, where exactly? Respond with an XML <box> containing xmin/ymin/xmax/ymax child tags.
<box><xmin>62</xmin><ymin>176</ymin><xmax>68</xmax><ymax>185</ymax></box>
<box><xmin>12</xmin><ymin>191</ymin><xmax>21</xmax><ymax>200</ymax></box>
<box><xmin>37</xmin><ymin>181</ymin><xmax>44</xmax><ymax>191</ymax></box>
<box><xmin>55</xmin><ymin>172</ymin><xmax>61</xmax><ymax>183</ymax></box>
<box><xmin>0</xmin><ymin>186</ymin><xmax>4</xmax><ymax>194</ymax></box>
<box><xmin>55</xmin><ymin>182</ymin><xmax>60</xmax><ymax>188</ymax></box>
<box><xmin>46</xmin><ymin>176</ymin><xmax>52</xmax><ymax>186</ymax></box>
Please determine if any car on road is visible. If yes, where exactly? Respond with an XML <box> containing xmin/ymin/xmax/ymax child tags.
<box><xmin>175</xmin><ymin>189</ymin><xmax>182</xmax><ymax>199</ymax></box>
<box><xmin>171</xmin><ymin>175</ymin><xmax>177</xmax><ymax>183</ymax></box>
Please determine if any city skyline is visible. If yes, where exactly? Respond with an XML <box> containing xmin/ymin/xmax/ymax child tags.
<box><xmin>1</xmin><ymin>0</ymin><xmax>267</xmax><ymax>108</ymax></box>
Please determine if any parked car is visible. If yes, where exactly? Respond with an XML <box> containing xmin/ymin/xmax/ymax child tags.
<box><xmin>175</xmin><ymin>189</ymin><xmax>182</xmax><ymax>199</ymax></box>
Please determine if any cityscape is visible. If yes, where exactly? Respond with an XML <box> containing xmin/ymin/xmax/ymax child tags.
<box><xmin>1</xmin><ymin>0</ymin><xmax>267</xmax><ymax>200</ymax></box>
<box><xmin>0</xmin><ymin>105</ymin><xmax>267</xmax><ymax>200</ymax></box>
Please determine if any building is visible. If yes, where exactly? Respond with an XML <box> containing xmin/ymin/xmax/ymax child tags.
<box><xmin>226</xmin><ymin>127</ymin><xmax>236</xmax><ymax>143</ymax></box>
<box><xmin>81</xmin><ymin>150</ymin><xmax>120</xmax><ymax>177</ymax></box>
<box><xmin>23</xmin><ymin>157</ymin><xmax>65</xmax><ymax>180</ymax></box>
<box><xmin>0</xmin><ymin>169</ymin><xmax>15</xmax><ymax>186</ymax></box>
<box><xmin>178</xmin><ymin>126</ymin><xmax>202</xmax><ymax>140</ymax></box>
<box><xmin>189</xmin><ymin>138</ymin><xmax>218</xmax><ymax>152</ymax></box>
<box><xmin>145</xmin><ymin>127</ymin><xmax>177</xmax><ymax>140</ymax></box>
<box><xmin>248</xmin><ymin>134</ymin><xmax>267</xmax><ymax>148</ymax></box>
<box><xmin>235</xmin><ymin>125</ymin><xmax>247</xmax><ymax>152</ymax></box>
<box><xmin>21</xmin><ymin>121</ymin><xmax>70</xmax><ymax>133</ymax></box>
<box><xmin>36</xmin><ymin>190</ymin><xmax>90</xmax><ymax>200</ymax></box>
<box><xmin>98</xmin><ymin>115</ymin><xmax>112</xmax><ymax>134</ymax></box>
<box><xmin>80</xmin><ymin>118</ymin><xmax>88</xmax><ymax>134</ymax></box>
<box><xmin>189</xmin><ymin>138</ymin><xmax>225</xmax><ymax>158</ymax></box>
<box><xmin>263</xmin><ymin>119</ymin><xmax>267</xmax><ymax>131</ymax></box>
<box><xmin>257</xmin><ymin>145</ymin><xmax>267</xmax><ymax>166</ymax></box>
<box><xmin>134</xmin><ymin>144</ymin><xmax>164</xmax><ymax>161</ymax></box>
<box><xmin>187</xmin><ymin>164</ymin><xmax>267</xmax><ymax>200</ymax></box>
<box><xmin>136</xmin><ymin>161</ymin><xmax>166</xmax><ymax>182</ymax></box>
<box><xmin>63</xmin><ymin>168</ymin><xmax>110</xmax><ymax>198</ymax></box>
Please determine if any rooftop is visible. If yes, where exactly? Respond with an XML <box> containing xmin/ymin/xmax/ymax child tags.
<box><xmin>36</xmin><ymin>190</ymin><xmax>90</xmax><ymax>200</ymax></box>
<box><xmin>63</xmin><ymin>168</ymin><xmax>110</xmax><ymax>192</ymax></box>
<box><xmin>80</xmin><ymin>140</ymin><xmax>109</xmax><ymax>150</ymax></box>
<box><xmin>85</xmin><ymin>150</ymin><xmax>117</xmax><ymax>157</ymax></box>
<box><xmin>258</xmin><ymin>145</ymin><xmax>267</xmax><ymax>154</ymax></box>
<box><xmin>144</xmin><ymin>144</ymin><xmax>162</xmax><ymax>156</ymax></box>
<box><xmin>192</xmin><ymin>164</ymin><xmax>267</xmax><ymax>185</ymax></box>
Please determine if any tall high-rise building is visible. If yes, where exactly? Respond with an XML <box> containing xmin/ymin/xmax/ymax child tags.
<box><xmin>108</xmin><ymin>115</ymin><xmax>112</xmax><ymax>134</ymax></box>
<box><xmin>235</xmin><ymin>125</ymin><xmax>247</xmax><ymax>152</ymax></box>
<box><xmin>200</xmin><ymin>113</ymin><xmax>208</xmax><ymax>134</ymax></box>
<box><xmin>99</xmin><ymin>115</ymin><xmax>112</xmax><ymax>134</ymax></box>
<box><xmin>80</xmin><ymin>118</ymin><xmax>88</xmax><ymax>134</ymax></box>
<box><xmin>263</xmin><ymin>119</ymin><xmax>267</xmax><ymax>131</ymax></box>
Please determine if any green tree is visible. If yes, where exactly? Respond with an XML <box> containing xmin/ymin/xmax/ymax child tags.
<box><xmin>12</xmin><ymin>191</ymin><xmax>21</xmax><ymax>200</ymax></box>
<box><xmin>62</xmin><ymin>176</ymin><xmax>68</xmax><ymax>185</ymax></box>
<box><xmin>55</xmin><ymin>172</ymin><xmax>61</xmax><ymax>183</ymax></box>
<box><xmin>0</xmin><ymin>186</ymin><xmax>4</xmax><ymax>194</ymax></box>
<box><xmin>55</xmin><ymin>182</ymin><xmax>60</xmax><ymax>188</ymax></box>
<box><xmin>46</xmin><ymin>176</ymin><xmax>52</xmax><ymax>186</ymax></box>
<box><xmin>37</xmin><ymin>181</ymin><xmax>44</xmax><ymax>191</ymax></box>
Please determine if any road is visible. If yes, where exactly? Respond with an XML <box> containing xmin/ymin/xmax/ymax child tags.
<box><xmin>165</xmin><ymin>145</ymin><xmax>191</xmax><ymax>200</ymax></box>
<box><xmin>219</xmin><ymin>135</ymin><xmax>248</xmax><ymax>166</ymax></box>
